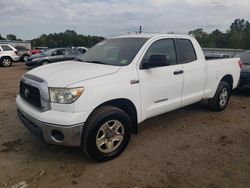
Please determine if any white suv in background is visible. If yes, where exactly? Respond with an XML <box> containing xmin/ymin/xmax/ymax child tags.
<box><xmin>0</xmin><ymin>44</ymin><xmax>20</xmax><ymax>67</ymax></box>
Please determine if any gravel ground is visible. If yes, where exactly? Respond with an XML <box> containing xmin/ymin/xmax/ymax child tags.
<box><xmin>0</xmin><ymin>63</ymin><xmax>250</xmax><ymax>188</ymax></box>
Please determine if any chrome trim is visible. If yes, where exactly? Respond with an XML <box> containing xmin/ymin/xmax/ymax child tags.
<box><xmin>155</xmin><ymin>98</ymin><xmax>168</xmax><ymax>103</ymax></box>
<box><xmin>24</xmin><ymin>74</ymin><xmax>44</xmax><ymax>82</ymax></box>
<box><xmin>21</xmin><ymin>74</ymin><xmax>51</xmax><ymax>111</ymax></box>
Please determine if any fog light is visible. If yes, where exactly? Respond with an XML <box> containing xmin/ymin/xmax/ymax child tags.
<box><xmin>51</xmin><ymin>130</ymin><xmax>64</xmax><ymax>142</ymax></box>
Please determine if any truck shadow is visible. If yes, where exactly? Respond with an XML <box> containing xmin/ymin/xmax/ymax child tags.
<box><xmin>233</xmin><ymin>88</ymin><xmax>250</xmax><ymax>97</ymax></box>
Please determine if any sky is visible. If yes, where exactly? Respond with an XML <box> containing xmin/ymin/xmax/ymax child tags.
<box><xmin>0</xmin><ymin>0</ymin><xmax>249</xmax><ymax>40</ymax></box>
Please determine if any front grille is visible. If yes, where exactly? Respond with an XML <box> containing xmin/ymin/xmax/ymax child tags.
<box><xmin>20</xmin><ymin>81</ymin><xmax>41</xmax><ymax>109</ymax></box>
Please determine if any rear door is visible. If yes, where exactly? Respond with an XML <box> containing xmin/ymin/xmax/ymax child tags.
<box><xmin>138</xmin><ymin>38</ymin><xmax>184</xmax><ymax>120</ymax></box>
<box><xmin>176</xmin><ymin>39</ymin><xmax>207</xmax><ymax>106</ymax></box>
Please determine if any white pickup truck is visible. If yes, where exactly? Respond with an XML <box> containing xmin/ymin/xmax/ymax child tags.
<box><xmin>16</xmin><ymin>34</ymin><xmax>241</xmax><ymax>162</ymax></box>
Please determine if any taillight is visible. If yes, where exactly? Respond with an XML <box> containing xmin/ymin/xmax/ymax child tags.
<box><xmin>14</xmin><ymin>50</ymin><xmax>18</xmax><ymax>55</ymax></box>
<box><xmin>238</xmin><ymin>60</ymin><xmax>244</xmax><ymax>69</ymax></box>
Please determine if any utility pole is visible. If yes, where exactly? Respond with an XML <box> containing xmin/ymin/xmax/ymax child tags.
<box><xmin>139</xmin><ymin>26</ymin><xmax>142</xmax><ymax>34</ymax></box>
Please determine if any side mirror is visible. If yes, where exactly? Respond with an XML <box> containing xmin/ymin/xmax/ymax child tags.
<box><xmin>140</xmin><ymin>55</ymin><xmax>170</xmax><ymax>69</ymax></box>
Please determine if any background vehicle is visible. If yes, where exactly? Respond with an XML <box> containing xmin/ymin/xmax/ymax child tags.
<box><xmin>0</xmin><ymin>44</ymin><xmax>19</xmax><ymax>67</ymax></box>
<box><xmin>15</xmin><ymin>46</ymin><xmax>31</xmax><ymax>62</ymax></box>
<box><xmin>16</xmin><ymin>34</ymin><xmax>241</xmax><ymax>162</ymax></box>
<box><xmin>236</xmin><ymin>50</ymin><xmax>250</xmax><ymax>88</ymax></box>
<box><xmin>76</xmin><ymin>46</ymin><xmax>88</xmax><ymax>54</ymax></box>
<box><xmin>25</xmin><ymin>48</ymin><xmax>82</xmax><ymax>67</ymax></box>
<box><xmin>205</xmin><ymin>53</ymin><xmax>231</xmax><ymax>60</ymax></box>
<box><xmin>31</xmin><ymin>47</ymin><xmax>48</xmax><ymax>55</ymax></box>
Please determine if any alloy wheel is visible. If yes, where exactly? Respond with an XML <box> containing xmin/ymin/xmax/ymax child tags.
<box><xmin>96</xmin><ymin>120</ymin><xmax>124</xmax><ymax>153</ymax></box>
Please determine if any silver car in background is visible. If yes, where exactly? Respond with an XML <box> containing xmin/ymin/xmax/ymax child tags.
<box><xmin>0</xmin><ymin>44</ymin><xmax>20</xmax><ymax>67</ymax></box>
<box><xmin>15</xmin><ymin>46</ymin><xmax>31</xmax><ymax>62</ymax></box>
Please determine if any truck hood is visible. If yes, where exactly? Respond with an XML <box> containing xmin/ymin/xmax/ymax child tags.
<box><xmin>26</xmin><ymin>61</ymin><xmax>121</xmax><ymax>87</ymax></box>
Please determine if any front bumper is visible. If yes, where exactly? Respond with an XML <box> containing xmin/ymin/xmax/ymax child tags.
<box><xmin>25</xmin><ymin>60</ymin><xmax>40</xmax><ymax>67</ymax></box>
<box><xmin>17</xmin><ymin>108</ymin><xmax>84</xmax><ymax>147</ymax></box>
<box><xmin>12</xmin><ymin>55</ymin><xmax>20</xmax><ymax>62</ymax></box>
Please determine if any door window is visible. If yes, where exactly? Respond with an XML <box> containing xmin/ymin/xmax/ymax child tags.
<box><xmin>142</xmin><ymin>39</ymin><xmax>177</xmax><ymax>66</ymax></box>
<box><xmin>52</xmin><ymin>49</ymin><xmax>65</xmax><ymax>56</ymax></box>
<box><xmin>15</xmin><ymin>46</ymin><xmax>29</xmax><ymax>51</ymax></box>
<box><xmin>65</xmin><ymin>49</ymin><xmax>81</xmax><ymax>56</ymax></box>
<box><xmin>1</xmin><ymin>45</ymin><xmax>13</xmax><ymax>51</ymax></box>
<box><xmin>57</xmin><ymin>49</ymin><xmax>65</xmax><ymax>55</ymax></box>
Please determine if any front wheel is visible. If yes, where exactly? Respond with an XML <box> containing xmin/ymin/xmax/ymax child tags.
<box><xmin>81</xmin><ymin>106</ymin><xmax>132</xmax><ymax>162</ymax></box>
<box><xmin>208</xmin><ymin>81</ymin><xmax>231</xmax><ymax>111</ymax></box>
<box><xmin>0</xmin><ymin>57</ymin><xmax>12</xmax><ymax>67</ymax></box>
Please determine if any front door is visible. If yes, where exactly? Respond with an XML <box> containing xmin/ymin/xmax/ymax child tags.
<box><xmin>138</xmin><ymin>38</ymin><xmax>184</xmax><ymax>120</ymax></box>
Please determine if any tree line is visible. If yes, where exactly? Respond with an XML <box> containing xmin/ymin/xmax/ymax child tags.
<box><xmin>0</xmin><ymin>34</ymin><xmax>22</xmax><ymax>41</ymax></box>
<box><xmin>189</xmin><ymin>19</ymin><xmax>250</xmax><ymax>49</ymax></box>
<box><xmin>31</xmin><ymin>30</ymin><xmax>104</xmax><ymax>48</ymax></box>
<box><xmin>1</xmin><ymin>19</ymin><xmax>250</xmax><ymax>49</ymax></box>
<box><xmin>0</xmin><ymin>30</ymin><xmax>104</xmax><ymax>48</ymax></box>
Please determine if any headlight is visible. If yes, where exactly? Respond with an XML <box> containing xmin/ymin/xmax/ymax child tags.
<box><xmin>49</xmin><ymin>87</ymin><xmax>84</xmax><ymax>104</ymax></box>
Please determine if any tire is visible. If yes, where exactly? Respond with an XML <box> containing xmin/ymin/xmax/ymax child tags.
<box><xmin>0</xmin><ymin>57</ymin><xmax>13</xmax><ymax>67</ymax></box>
<box><xmin>208</xmin><ymin>81</ymin><xmax>231</xmax><ymax>111</ymax></box>
<box><xmin>22</xmin><ymin>55</ymin><xmax>29</xmax><ymax>62</ymax></box>
<box><xmin>81</xmin><ymin>106</ymin><xmax>132</xmax><ymax>162</ymax></box>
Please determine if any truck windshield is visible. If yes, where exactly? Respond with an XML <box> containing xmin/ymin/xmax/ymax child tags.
<box><xmin>77</xmin><ymin>38</ymin><xmax>148</xmax><ymax>66</ymax></box>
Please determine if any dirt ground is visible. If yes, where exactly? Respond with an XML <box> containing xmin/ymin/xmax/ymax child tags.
<box><xmin>0</xmin><ymin>63</ymin><xmax>250</xmax><ymax>188</ymax></box>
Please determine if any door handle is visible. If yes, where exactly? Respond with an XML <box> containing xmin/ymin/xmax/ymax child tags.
<box><xmin>173</xmin><ymin>70</ymin><xmax>184</xmax><ymax>75</ymax></box>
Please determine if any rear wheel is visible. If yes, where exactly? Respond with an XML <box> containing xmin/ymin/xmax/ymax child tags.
<box><xmin>82</xmin><ymin>106</ymin><xmax>132</xmax><ymax>162</ymax></box>
<box><xmin>0</xmin><ymin>57</ymin><xmax>12</xmax><ymax>67</ymax></box>
<box><xmin>22</xmin><ymin>55</ymin><xmax>29</xmax><ymax>62</ymax></box>
<box><xmin>208</xmin><ymin>81</ymin><xmax>231</xmax><ymax>111</ymax></box>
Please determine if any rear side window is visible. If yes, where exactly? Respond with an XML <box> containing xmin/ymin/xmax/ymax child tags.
<box><xmin>15</xmin><ymin>46</ymin><xmax>28</xmax><ymax>51</ymax></box>
<box><xmin>1</xmin><ymin>45</ymin><xmax>13</xmax><ymax>51</ymax></box>
<box><xmin>78</xmin><ymin>48</ymin><xmax>86</xmax><ymax>54</ymax></box>
<box><xmin>178</xmin><ymin>39</ymin><xmax>197</xmax><ymax>63</ymax></box>
<box><xmin>66</xmin><ymin>49</ymin><xmax>81</xmax><ymax>55</ymax></box>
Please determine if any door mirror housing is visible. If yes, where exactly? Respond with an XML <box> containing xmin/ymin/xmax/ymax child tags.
<box><xmin>140</xmin><ymin>55</ymin><xmax>170</xmax><ymax>69</ymax></box>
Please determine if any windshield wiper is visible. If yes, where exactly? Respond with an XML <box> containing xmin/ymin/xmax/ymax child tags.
<box><xmin>74</xmin><ymin>59</ymin><xmax>112</xmax><ymax>65</ymax></box>
<box><xmin>84</xmin><ymin>60</ymin><xmax>107</xmax><ymax>65</ymax></box>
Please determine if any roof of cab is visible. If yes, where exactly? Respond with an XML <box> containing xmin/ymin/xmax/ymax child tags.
<box><xmin>112</xmin><ymin>33</ymin><xmax>193</xmax><ymax>40</ymax></box>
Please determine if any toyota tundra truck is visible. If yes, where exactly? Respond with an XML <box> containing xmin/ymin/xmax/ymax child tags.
<box><xmin>16</xmin><ymin>34</ymin><xmax>241</xmax><ymax>162</ymax></box>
